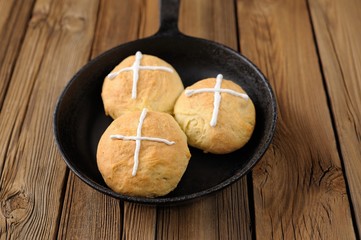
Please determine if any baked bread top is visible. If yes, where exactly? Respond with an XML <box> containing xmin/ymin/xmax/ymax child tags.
<box><xmin>97</xmin><ymin>109</ymin><xmax>191</xmax><ymax>197</ymax></box>
<box><xmin>174</xmin><ymin>74</ymin><xmax>256</xmax><ymax>154</ymax></box>
<box><xmin>102</xmin><ymin>51</ymin><xmax>184</xmax><ymax>119</ymax></box>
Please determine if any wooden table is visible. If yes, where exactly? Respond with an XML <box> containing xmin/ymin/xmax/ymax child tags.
<box><xmin>0</xmin><ymin>0</ymin><xmax>360</xmax><ymax>239</ymax></box>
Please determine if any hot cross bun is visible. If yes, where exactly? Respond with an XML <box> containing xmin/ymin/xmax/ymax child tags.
<box><xmin>174</xmin><ymin>75</ymin><xmax>255</xmax><ymax>154</ymax></box>
<box><xmin>101</xmin><ymin>51</ymin><xmax>184</xmax><ymax>119</ymax></box>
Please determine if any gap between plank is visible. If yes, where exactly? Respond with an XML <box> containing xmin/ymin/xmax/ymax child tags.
<box><xmin>54</xmin><ymin>169</ymin><xmax>70</xmax><ymax>238</ymax></box>
<box><xmin>0</xmin><ymin>30</ymin><xmax>45</xmax><ymax>182</ymax></box>
<box><xmin>119</xmin><ymin>200</ymin><xmax>124</xmax><ymax>239</ymax></box>
<box><xmin>0</xmin><ymin>0</ymin><xmax>37</xmax><ymax>111</ymax></box>
<box><xmin>54</xmin><ymin>0</ymin><xmax>102</xmax><ymax>238</ymax></box>
<box><xmin>233</xmin><ymin>0</ymin><xmax>241</xmax><ymax>53</ymax></box>
<box><xmin>247</xmin><ymin>173</ymin><xmax>257</xmax><ymax>240</ymax></box>
<box><xmin>88</xmin><ymin>0</ymin><xmax>103</xmax><ymax>61</ymax></box>
<box><xmin>305</xmin><ymin>0</ymin><xmax>360</xmax><ymax>239</ymax></box>
<box><xmin>88</xmin><ymin>1</ymin><xmax>127</xmax><ymax>238</ymax></box>
<box><xmin>0</xmin><ymin>1</ymin><xmax>17</xmax><ymax>111</ymax></box>
<box><xmin>233</xmin><ymin>0</ymin><xmax>256</xmax><ymax>239</ymax></box>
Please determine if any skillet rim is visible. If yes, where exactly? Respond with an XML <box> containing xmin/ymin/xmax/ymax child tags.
<box><xmin>53</xmin><ymin>33</ymin><xmax>277</xmax><ymax>205</ymax></box>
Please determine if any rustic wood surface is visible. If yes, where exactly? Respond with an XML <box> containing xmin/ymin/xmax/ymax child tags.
<box><xmin>308</xmin><ymin>0</ymin><xmax>361</xmax><ymax>234</ymax></box>
<box><xmin>0</xmin><ymin>0</ymin><xmax>359</xmax><ymax>239</ymax></box>
<box><xmin>237</xmin><ymin>0</ymin><xmax>356</xmax><ymax>239</ymax></box>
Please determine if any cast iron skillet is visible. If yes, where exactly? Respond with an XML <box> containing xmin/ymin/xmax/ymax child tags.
<box><xmin>54</xmin><ymin>0</ymin><xmax>277</xmax><ymax>205</ymax></box>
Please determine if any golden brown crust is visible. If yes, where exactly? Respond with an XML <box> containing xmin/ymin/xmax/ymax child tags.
<box><xmin>174</xmin><ymin>78</ymin><xmax>256</xmax><ymax>154</ymax></box>
<box><xmin>101</xmin><ymin>54</ymin><xmax>184</xmax><ymax>119</ymax></box>
<box><xmin>96</xmin><ymin>110</ymin><xmax>191</xmax><ymax>197</ymax></box>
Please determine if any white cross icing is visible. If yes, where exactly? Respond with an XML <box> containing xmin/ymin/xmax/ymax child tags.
<box><xmin>107</xmin><ymin>51</ymin><xmax>174</xmax><ymax>99</ymax></box>
<box><xmin>110</xmin><ymin>108</ymin><xmax>175</xmax><ymax>176</ymax></box>
<box><xmin>185</xmin><ymin>74</ymin><xmax>249</xmax><ymax>127</ymax></box>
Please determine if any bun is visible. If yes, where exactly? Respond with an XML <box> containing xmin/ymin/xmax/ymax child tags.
<box><xmin>102</xmin><ymin>51</ymin><xmax>184</xmax><ymax>119</ymax></box>
<box><xmin>174</xmin><ymin>75</ymin><xmax>255</xmax><ymax>154</ymax></box>
<box><xmin>97</xmin><ymin>109</ymin><xmax>191</xmax><ymax>197</ymax></box>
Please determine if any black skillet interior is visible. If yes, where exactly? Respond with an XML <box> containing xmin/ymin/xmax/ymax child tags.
<box><xmin>53</xmin><ymin>0</ymin><xmax>277</xmax><ymax>204</ymax></box>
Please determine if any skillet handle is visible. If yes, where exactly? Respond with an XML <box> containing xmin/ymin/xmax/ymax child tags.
<box><xmin>156</xmin><ymin>0</ymin><xmax>180</xmax><ymax>36</ymax></box>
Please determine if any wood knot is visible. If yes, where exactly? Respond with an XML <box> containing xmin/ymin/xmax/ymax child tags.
<box><xmin>61</xmin><ymin>15</ymin><xmax>86</xmax><ymax>32</ymax></box>
<box><xmin>29</xmin><ymin>9</ymin><xmax>50</xmax><ymax>28</ymax></box>
<box><xmin>1</xmin><ymin>191</ymin><xmax>32</xmax><ymax>223</ymax></box>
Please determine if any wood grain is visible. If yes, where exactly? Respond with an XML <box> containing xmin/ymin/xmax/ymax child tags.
<box><xmin>237</xmin><ymin>0</ymin><xmax>356</xmax><ymax>239</ymax></box>
<box><xmin>92</xmin><ymin>0</ymin><xmax>159</xmax><ymax>56</ymax></box>
<box><xmin>178</xmin><ymin>0</ymin><xmax>238</xmax><ymax>48</ymax></box>
<box><xmin>0</xmin><ymin>0</ymin><xmax>99</xmax><ymax>238</ymax></box>
<box><xmin>309</xmin><ymin>0</ymin><xmax>361</xmax><ymax>234</ymax></box>
<box><xmin>0</xmin><ymin>0</ymin><xmax>357</xmax><ymax>239</ymax></box>
<box><xmin>58</xmin><ymin>174</ymin><xmax>122</xmax><ymax>240</ymax></box>
<box><xmin>57</xmin><ymin>0</ymin><xmax>159</xmax><ymax>239</ymax></box>
<box><xmin>122</xmin><ymin>203</ymin><xmax>156</xmax><ymax>240</ymax></box>
<box><xmin>156</xmin><ymin>1</ymin><xmax>252</xmax><ymax>239</ymax></box>
<box><xmin>0</xmin><ymin>0</ymin><xmax>36</xmax><ymax>110</ymax></box>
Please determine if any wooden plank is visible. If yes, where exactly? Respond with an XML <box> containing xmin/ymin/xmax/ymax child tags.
<box><xmin>236</xmin><ymin>0</ymin><xmax>356</xmax><ymax>239</ymax></box>
<box><xmin>92</xmin><ymin>0</ymin><xmax>159</xmax><ymax>55</ymax></box>
<box><xmin>178</xmin><ymin>0</ymin><xmax>238</xmax><ymax>48</ymax></box>
<box><xmin>308</xmin><ymin>0</ymin><xmax>361</xmax><ymax>234</ymax></box>
<box><xmin>0</xmin><ymin>0</ymin><xmax>99</xmax><ymax>238</ymax></box>
<box><xmin>57</xmin><ymin>0</ymin><xmax>159</xmax><ymax>239</ymax></box>
<box><xmin>156</xmin><ymin>0</ymin><xmax>252</xmax><ymax>239</ymax></box>
<box><xmin>0</xmin><ymin>0</ymin><xmax>35</xmax><ymax>111</ymax></box>
<box><xmin>216</xmin><ymin>180</ymin><xmax>253</xmax><ymax>240</ymax></box>
<box><xmin>122</xmin><ymin>203</ymin><xmax>157</xmax><ymax>240</ymax></box>
<box><xmin>57</xmin><ymin>174</ymin><xmax>122</xmax><ymax>240</ymax></box>
<box><xmin>157</xmin><ymin>182</ymin><xmax>252</xmax><ymax>240</ymax></box>
<box><xmin>157</xmin><ymin>198</ymin><xmax>219</xmax><ymax>239</ymax></box>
